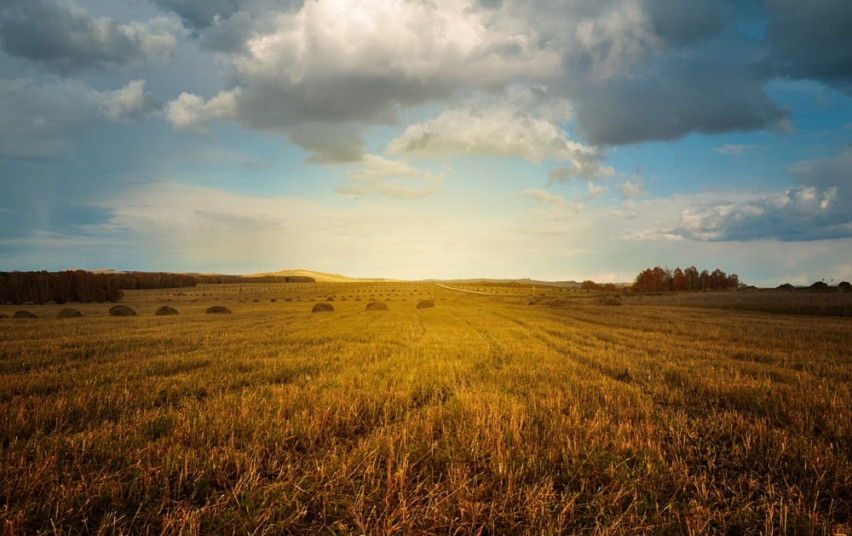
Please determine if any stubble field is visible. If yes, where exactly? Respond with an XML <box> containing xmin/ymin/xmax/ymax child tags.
<box><xmin>1</xmin><ymin>282</ymin><xmax>850</xmax><ymax>535</ymax></box>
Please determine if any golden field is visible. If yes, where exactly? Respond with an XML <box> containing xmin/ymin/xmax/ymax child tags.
<box><xmin>1</xmin><ymin>282</ymin><xmax>850</xmax><ymax>535</ymax></box>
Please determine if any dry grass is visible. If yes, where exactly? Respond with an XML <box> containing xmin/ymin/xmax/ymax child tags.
<box><xmin>0</xmin><ymin>282</ymin><xmax>850</xmax><ymax>534</ymax></box>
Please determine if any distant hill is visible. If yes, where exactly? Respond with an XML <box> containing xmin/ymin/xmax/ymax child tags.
<box><xmin>250</xmin><ymin>269</ymin><xmax>388</xmax><ymax>283</ymax></box>
<box><xmin>430</xmin><ymin>277</ymin><xmax>583</xmax><ymax>288</ymax></box>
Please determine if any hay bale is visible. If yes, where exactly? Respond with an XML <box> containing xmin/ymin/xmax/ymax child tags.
<box><xmin>326</xmin><ymin>296</ymin><xmax>335</xmax><ymax>302</ymax></box>
<box><xmin>57</xmin><ymin>308</ymin><xmax>84</xmax><ymax>318</ymax></box>
<box><xmin>365</xmin><ymin>301</ymin><xmax>388</xmax><ymax>311</ymax></box>
<box><xmin>312</xmin><ymin>303</ymin><xmax>334</xmax><ymax>313</ymax></box>
<box><xmin>416</xmin><ymin>300</ymin><xmax>435</xmax><ymax>309</ymax></box>
<box><xmin>109</xmin><ymin>305</ymin><xmax>137</xmax><ymax>317</ymax></box>
<box><xmin>0</xmin><ymin>312</ymin><xmax>7</xmax><ymax>318</ymax></box>
<box><xmin>155</xmin><ymin>305</ymin><xmax>179</xmax><ymax>316</ymax></box>
<box><xmin>206</xmin><ymin>306</ymin><xmax>231</xmax><ymax>314</ymax></box>
<box><xmin>14</xmin><ymin>310</ymin><xmax>38</xmax><ymax>318</ymax></box>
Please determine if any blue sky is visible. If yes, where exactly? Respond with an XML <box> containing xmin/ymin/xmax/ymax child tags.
<box><xmin>1</xmin><ymin>0</ymin><xmax>850</xmax><ymax>285</ymax></box>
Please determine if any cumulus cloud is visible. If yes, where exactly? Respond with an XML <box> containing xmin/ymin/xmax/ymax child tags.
<box><xmin>0</xmin><ymin>78</ymin><xmax>160</xmax><ymax>157</ymax></box>
<box><xmin>0</xmin><ymin>0</ymin><xmax>185</xmax><ymax>74</ymax></box>
<box><xmin>165</xmin><ymin>88</ymin><xmax>240</xmax><ymax>132</ymax></box>
<box><xmin>337</xmin><ymin>155</ymin><xmax>442</xmax><ymax>199</ymax></box>
<box><xmin>489</xmin><ymin>0</ymin><xmax>785</xmax><ymax>145</ymax></box>
<box><xmin>152</xmin><ymin>0</ymin><xmax>852</xmax><ymax>158</ymax></box>
<box><xmin>673</xmin><ymin>187</ymin><xmax>846</xmax><ymax>241</ymax></box>
<box><xmin>388</xmin><ymin>89</ymin><xmax>617</xmax><ymax>180</ymax></box>
<box><xmin>102</xmin><ymin>80</ymin><xmax>162</xmax><ymax>121</ymax></box>
<box><xmin>162</xmin><ymin>0</ymin><xmax>561</xmax><ymax>160</ymax></box>
<box><xmin>668</xmin><ymin>149</ymin><xmax>852</xmax><ymax>241</ymax></box>
<box><xmin>387</xmin><ymin>90</ymin><xmax>586</xmax><ymax>161</ymax></box>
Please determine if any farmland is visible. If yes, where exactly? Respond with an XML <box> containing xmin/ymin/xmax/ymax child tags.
<box><xmin>1</xmin><ymin>282</ymin><xmax>850</xmax><ymax>534</ymax></box>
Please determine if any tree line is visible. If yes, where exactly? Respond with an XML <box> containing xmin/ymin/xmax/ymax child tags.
<box><xmin>0</xmin><ymin>271</ymin><xmax>124</xmax><ymax>305</ymax></box>
<box><xmin>0</xmin><ymin>270</ymin><xmax>317</xmax><ymax>305</ymax></box>
<box><xmin>633</xmin><ymin>266</ymin><xmax>740</xmax><ymax>293</ymax></box>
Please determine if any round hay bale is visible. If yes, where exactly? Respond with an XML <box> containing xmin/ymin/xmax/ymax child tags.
<box><xmin>109</xmin><ymin>305</ymin><xmax>137</xmax><ymax>316</ymax></box>
<box><xmin>206</xmin><ymin>305</ymin><xmax>231</xmax><ymax>314</ymax></box>
<box><xmin>312</xmin><ymin>303</ymin><xmax>334</xmax><ymax>313</ymax></box>
<box><xmin>0</xmin><ymin>312</ymin><xmax>7</xmax><ymax>318</ymax></box>
<box><xmin>416</xmin><ymin>300</ymin><xmax>435</xmax><ymax>309</ymax></box>
<box><xmin>326</xmin><ymin>296</ymin><xmax>335</xmax><ymax>302</ymax></box>
<box><xmin>57</xmin><ymin>308</ymin><xmax>84</xmax><ymax>318</ymax></box>
<box><xmin>365</xmin><ymin>301</ymin><xmax>388</xmax><ymax>311</ymax></box>
<box><xmin>155</xmin><ymin>305</ymin><xmax>179</xmax><ymax>316</ymax></box>
<box><xmin>14</xmin><ymin>310</ymin><xmax>38</xmax><ymax>318</ymax></box>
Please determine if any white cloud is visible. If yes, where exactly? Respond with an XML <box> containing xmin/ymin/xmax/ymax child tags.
<box><xmin>337</xmin><ymin>155</ymin><xmax>442</xmax><ymax>199</ymax></box>
<box><xmin>162</xmin><ymin>0</ymin><xmax>562</xmax><ymax>160</ymax></box>
<box><xmin>388</xmin><ymin>97</ymin><xmax>586</xmax><ymax>163</ymax></box>
<box><xmin>165</xmin><ymin>88</ymin><xmax>240</xmax><ymax>132</ymax></box>
<box><xmin>387</xmin><ymin>89</ymin><xmax>617</xmax><ymax>181</ymax></box>
<box><xmin>102</xmin><ymin>80</ymin><xmax>161</xmax><ymax>121</ymax></box>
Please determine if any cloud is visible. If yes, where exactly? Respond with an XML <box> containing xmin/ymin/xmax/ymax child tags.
<box><xmin>387</xmin><ymin>90</ymin><xmax>593</xmax><ymax>162</ymax></box>
<box><xmin>672</xmin><ymin>187</ymin><xmax>847</xmax><ymax>241</ymax></box>
<box><xmin>547</xmin><ymin>156</ymin><xmax>615</xmax><ymax>183</ymax></box>
<box><xmin>0</xmin><ymin>0</ymin><xmax>185</xmax><ymax>74</ymax></box>
<box><xmin>493</xmin><ymin>0</ymin><xmax>785</xmax><ymax>145</ymax></box>
<box><xmin>715</xmin><ymin>144</ymin><xmax>763</xmax><ymax>156</ymax></box>
<box><xmin>788</xmin><ymin>147</ymin><xmax>852</xmax><ymax>190</ymax></box>
<box><xmin>155</xmin><ymin>0</ymin><xmax>852</xmax><ymax>158</ymax></box>
<box><xmin>522</xmin><ymin>188</ymin><xmax>568</xmax><ymax>206</ymax></box>
<box><xmin>0</xmin><ymin>78</ymin><xmax>160</xmax><ymax>157</ymax></box>
<box><xmin>337</xmin><ymin>155</ymin><xmax>441</xmax><ymax>199</ymax></box>
<box><xmin>102</xmin><ymin>80</ymin><xmax>162</xmax><ymax>121</ymax></box>
<box><xmin>151</xmin><ymin>0</ymin><xmax>243</xmax><ymax>30</ymax></box>
<box><xmin>568</xmin><ymin>44</ymin><xmax>787</xmax><ymax>145</ymax></box>
<box><xmin>163</xmin><ymin>0</ymin><xmax>561</xmax><ymax>159</ymax></box>
<box><xmin>765</xmin><ymin>0</ymin><xmax>852</xmax><ymax>93</ymax></box>
<box><xmin>388</xmin><ymin>89</ymin><xmax>616</xmax><ymax>180</ymax></box>
<box><xmin>289</xmin><ymin>123</ymin><xmax>365</xmax><ymax>164</ymax></box>
<box><xmin>165</xmin><ymin>88</ymin><xmax>240</xmax><ymax>132</ymax></box>
<box><xmin>619</xmin><ymin>179</ymin><xmax>645</xmax><ymax>200</ymax></box>
<box><xmin>521</xmin><ymin>188</ymin><xmax>584</xmax><ymax>221</ymax></box>
<box><xmin>666</xmin><ymin>149</ymin><xmax>852</xmax><ymax>241</ymax></box>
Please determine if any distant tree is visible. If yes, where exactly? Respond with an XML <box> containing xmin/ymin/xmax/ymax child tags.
<box><xmin>671</xmin><ymin>267</ymin><xmax>687</xmax><ymax>291</ymax></box>
<box><xmin>632</xmin><ymin>265</ymin><xmax>742</xmax><ymax>293</ymax></box>
<box><xmin>581</xmin><ymin>280</ymin><xmax>602</xmax><ymax>290</ymax></box>
<box><xmin>634</xmin><ymin>267</ymin><xmax>669</xmax><ymax>292</ymax></box>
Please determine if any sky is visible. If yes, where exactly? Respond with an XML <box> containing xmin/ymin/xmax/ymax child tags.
<box><xmin>1</xmin><ymin>0</ymin><xmax>851</xmax><ymax>285</ymax></box>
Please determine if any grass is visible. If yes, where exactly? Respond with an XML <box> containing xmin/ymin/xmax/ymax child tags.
<box><xmin>1</xmin><ymin>282</ymin><xmax>850</xmax><ymax>534</ymax></box>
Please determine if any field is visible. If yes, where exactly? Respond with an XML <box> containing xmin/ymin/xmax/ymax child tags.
<box><xmin>1</xmin><ymin>282</ymin><xmax>850</xmax><ymax>535</ymax></box>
